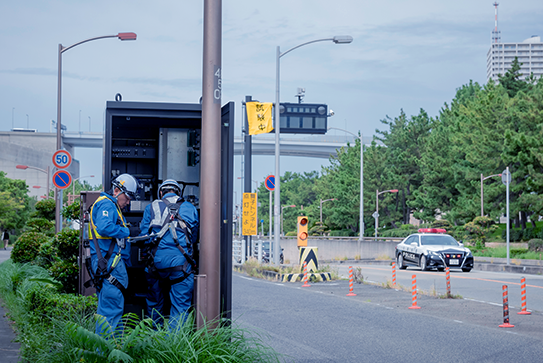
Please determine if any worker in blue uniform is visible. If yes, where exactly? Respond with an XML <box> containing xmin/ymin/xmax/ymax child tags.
<box><xmin>88</xmin><ymin>173</ymin><xmax>138</xmax><ymax>336</ymax></box>
<box><xmin>139</xmin><ymin>179</ymin><xmax>199</xmax><ymax>331</ymax></box>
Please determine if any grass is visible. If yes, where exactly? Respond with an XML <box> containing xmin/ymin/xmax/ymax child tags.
<box><xmin>472</xmin><ymin>246</ymin><xmax>543</xmax><ymax>260</ymax></box>
<box><xmin>0</xmin><ymin>259</ymin><xmax>283</xmax><ymax>363</ymax></box>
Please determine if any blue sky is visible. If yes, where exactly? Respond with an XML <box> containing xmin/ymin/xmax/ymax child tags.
<box><xmin>1</xmin><ymin>0</ymin><xmax>542</xmax><ymax>199</ymax></box>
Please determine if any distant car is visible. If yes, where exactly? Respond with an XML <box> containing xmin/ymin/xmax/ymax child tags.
<box><xmin>395</xmin><ymin>228</ymin><xmax>474</xmax><ymax>272</ymax></box>
<box><xmin>254</xmin><ymin>241</ymin><xmax>284</xmax><ymax>264</ymax></box>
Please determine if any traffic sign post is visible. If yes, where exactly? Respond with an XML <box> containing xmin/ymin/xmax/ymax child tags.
<box><xmin>266</xmin><ymin>175</ymin><xmax>275</xmax><ymax>246</ymax></box>
<box><xmin>52</xmin><ymin>170</ymin><xmax>72</xmax><ymax>190</ymax></box>
<box><xmin>502</xmin><ymin>167</ymin><xmax>511</xmax><ymax>265</ymax></box>
<box><xmin>52</xmin><ymin>150</ymin><xmax>72</xmax><ymax>169</ymax></box>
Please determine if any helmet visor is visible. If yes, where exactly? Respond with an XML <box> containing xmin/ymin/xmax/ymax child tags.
<box><xmin>124</xmin><ymin>190</ymin><xmax>138</xmax><ymax>201</ymax></box>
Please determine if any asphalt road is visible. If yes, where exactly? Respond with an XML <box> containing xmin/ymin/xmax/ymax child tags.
<box><xmin>329</xmin><ymin>263</ymin><xmax>543</xmax><ymax>312</ymax></box>
<box><xmin>232</xmin><ymin>270</ymin><xmax>543</xmax><ymax>363</ymax></box>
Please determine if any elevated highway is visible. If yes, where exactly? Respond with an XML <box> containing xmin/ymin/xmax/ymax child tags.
<box><xmin>62</xmin><ymin>131</ymin><xmax>372</xmax><ymax>159</ymax></box>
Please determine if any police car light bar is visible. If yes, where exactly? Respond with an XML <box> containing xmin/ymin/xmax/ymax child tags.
<box><xmin>418</xmin><ymin>228</ymin><xmax>447</xmax><ymax>233</ymax></box>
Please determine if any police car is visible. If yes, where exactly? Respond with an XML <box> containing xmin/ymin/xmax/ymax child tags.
<box><xmin>395</xmin><ymin>228</ymin><xmax>474</xmax><ymax>272</ymax></box>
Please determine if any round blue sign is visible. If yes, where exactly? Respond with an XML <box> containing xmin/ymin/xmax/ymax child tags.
<box><xmin>52</xmin><ymin>170</ymin><xmax>72</xmax><ymax>190</ymax></box>
<box><xmin>265</xmin><ymin>175</ymin><xmax>275</xmax><ymax>191</ymax></box>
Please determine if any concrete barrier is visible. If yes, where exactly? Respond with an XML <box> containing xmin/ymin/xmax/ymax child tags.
<box><xmin>280</xmin><ymin>237</ymin><xmax>401</xmax><ymax>263</ymax></box>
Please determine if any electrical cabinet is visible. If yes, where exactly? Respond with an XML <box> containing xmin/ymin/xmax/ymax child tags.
<box><xmin>79</xmin><ymin>100</ymin><xmax>234</xmax><ymax>321</ymax></box>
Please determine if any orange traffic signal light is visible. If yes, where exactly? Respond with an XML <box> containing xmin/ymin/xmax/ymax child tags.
<box><xmin>297</xmin><ymin>216</ymin><xmax>309</xmax><ymax>247</ymax></box>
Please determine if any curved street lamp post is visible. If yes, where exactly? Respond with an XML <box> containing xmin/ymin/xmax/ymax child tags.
<box><xmin>319</xmin><ymin>198</ymin><xmax>337</xmax><ymax>224</ymax></box>
<box><xmin>375</xmin><ymin>189</ymin><xmax>399</xmax><ymax>238</ymax></box>
<box><xmin>55</xmin><ymin>32</ymin><xmax>136</xmax><ymax>232</ymax></box>
<box><xmin>273</xmin><ymin>35</ymin><xmax>353</xmax><ymax>264</ymax></box>
<box><xmin>16</xmin><ymin>164</ymin><xmax>50</xmax><ymax>199</ymax></box>
<box><xmin>481</xmin><ymin>173</ymin><xmax>502</xmax><ymax>217</ymax></box>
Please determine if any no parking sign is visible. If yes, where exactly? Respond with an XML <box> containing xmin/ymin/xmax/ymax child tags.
<box><xmin>52</xmin><ymin>170</ymin><xmax>72</xmax><ymax>190</ymax></box>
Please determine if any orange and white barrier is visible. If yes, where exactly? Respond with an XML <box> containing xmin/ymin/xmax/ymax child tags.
<box><xmin>445</xmin><ymin>267</ymin><xmax>451</xmax><ymax>296</ymax></box>
<box><xmin>518</xmin><ymin>276</ymin><xmax>531</xmax><ymax>315</ymax></box>
<box><xmin>346</xmin><ymin>266</ymin><xmax>357</xmax><ymax>296</ymax></box>
<box><xmin>301</xmin><ymin>261</ymin><xmax>310</xmax><ymax>287</ymax></box>
<box><xmin>392</xmin><ymin>262</ymin><xmax>396</xmax><ymax>287</ymax></box>
<box><xmin>499</xmin><ymin>285</ymin><xmax>514</xmax><ymax>328</ymax></box>
<box><xmin>408</xmin><ymin>274</ymin><xmax>421</xmax><ymax>309</ymax></box>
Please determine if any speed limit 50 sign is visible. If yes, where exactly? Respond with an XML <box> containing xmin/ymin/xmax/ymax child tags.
<box><xmin>52</xmin><ymin>150</ymin><xmax>72</xmax><ymax>169</ymax></box>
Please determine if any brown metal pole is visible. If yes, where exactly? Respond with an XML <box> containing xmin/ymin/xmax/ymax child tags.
<box><xmin>200</xmin><ymin>0</ymin><xmax>222</xmax><ymax>327</ymax></box>
<box><xmin>55</xmin><ymin>43</ymin><xmax>63</xmax><ymax>233</ymax></box>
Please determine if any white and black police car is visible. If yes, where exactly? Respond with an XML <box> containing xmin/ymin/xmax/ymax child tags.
<box><xmin>395</xmin><ymin>228</ymin><xmax>474</xmax><ymax>272</ymax></box>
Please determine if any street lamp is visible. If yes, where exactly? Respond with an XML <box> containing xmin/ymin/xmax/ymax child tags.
<box><xmin>72</xmin><ymin>175</ymin><xmax>95</xmax><ymax>197</ymax></box>
<box><xmin>273</xmin><ymin>35</ymin><xmax>353</xmax><ymax>264</ymax></box>
<box><xmin>328</xmin><ymin>127</ymin><xmax>364</xmax><ymax>240</ymax></box>
<box><xmin>320</xmin><ymin>198</ymin><xmax>337</xmax><ymax>224</ymax></box>
<box><xmin>375</xmin><ymin>189</ymin><xmax>399</xmax><ymax>238</ymax></box>
<box><xmin>281</xmin><ymin>204</ymin><xmax>296</xmax><ymax>236</ymax></box>
<box><xmin>55</xmin><ymin>32</ymin><xmax>136</xmax><ymax>232</ymax></box>
<box><xmin>481</xmin><ymin>173</ymin><xmax>502</xmax><ymax>217</ymax></box>
<box><xmin>16</xmin><ymin>164</ymin><xmax>50</xmax><ymax>199</ymax></box>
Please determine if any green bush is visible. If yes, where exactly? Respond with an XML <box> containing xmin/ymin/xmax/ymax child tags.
<box><xmin>25</xmin><ymin>286</ymin><xmax>97</xmax><ymax>325</ymax></box>
<box><xmin>36</xmin><ymin>228</ymin><xmax>80</xmax><ymax>293</ymax></box>
<box><xmin>523</xmin><ymin>227</ymin><xmax>538</xmax><ymax>241</ymax></box>
<box><xmin>463</xmin><ymin>216</ymin><xmax>497</xmax><ymax>247</ymax></box>
<box><xmin>502</xmin><ymin>228</ymin><xmax>523</xmax><ymax>242</ymax></box>
<box><xmin>32</xmin><ymin>198</ymin><xmax>56</xmax><ymax>220</ymax></box>
<box><xmin>528</xmin><ymin>238</ymin><xmax>543</xmax><ymax>252</ymax></box>
<box><xmin>12</xmin><ymin>231</ymin><xmax>50</xmax><ymax>264</ymax></box>
<box><xmin>61</xmin><ymin>199</ymin><xmax>81</xmax><ymax>220</ymax></box>
<box><xmin>25</xmin><ymin>217</ymin><xmax>55</xmax><ymax>236</ymax></box>
<box><xmin>49</xmin><ymin>258</ymin><xmax>79</xmax><ymax>293</ymax></box>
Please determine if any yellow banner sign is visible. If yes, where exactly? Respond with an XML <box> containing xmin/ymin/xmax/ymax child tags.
<box><xmin>242</xmin><ymin>193</ymin><xmax>258</xmax><ymax>236</ymax></box>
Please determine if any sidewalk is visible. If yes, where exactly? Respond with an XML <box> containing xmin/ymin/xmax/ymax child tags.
<box><xmin>0</xmin><ymin>247</ymin><xmax>20</xmax><ymax>363</ymax></box>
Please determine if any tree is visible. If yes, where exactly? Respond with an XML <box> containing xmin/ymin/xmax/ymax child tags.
<box><xmin>498</xmin><ymin>57</ymin><xmax>531</xmax><ymax>98</ymax></box>
<box><xmin>317</xmin><ymin>139</ymin><xmax>363</xmax><ymax>233</ymax></box>
<box><xmin>0</xmin><ymin>172</ymin><xmax>32</xmax><ymax>233</ymax></box>
<box><xmin>376</xmin><ymin>109</ymin><xmax>433</xmax><ymax>225</ymax></box>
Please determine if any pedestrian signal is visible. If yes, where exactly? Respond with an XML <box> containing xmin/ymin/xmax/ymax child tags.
<box><xmin>297</xmin><ymin>216</ymin><xmax>309</xmax><ymax>247</ymax></box>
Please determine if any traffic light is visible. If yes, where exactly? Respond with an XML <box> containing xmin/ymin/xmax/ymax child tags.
<box><xmin>297</xmin><ymin>216</ymin><xmax>309</xmax><ymax>247</ymax></box>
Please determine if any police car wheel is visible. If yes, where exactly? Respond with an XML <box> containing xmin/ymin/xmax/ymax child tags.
<box><xmin>397</xmin><ymin>254</ymin><xmax>407</xmax><ymax>269</ymax></box>
<box><xmin>420</xmin><ymin>255</ymin><xmax>428</xmax><ymax>271</ymax></box>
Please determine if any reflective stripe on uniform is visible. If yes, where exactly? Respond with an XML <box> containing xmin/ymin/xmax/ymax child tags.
<box><xmin>88</xmin><ymin>195</ymin><xmax>126</xmax><ymax>239</ymax></box>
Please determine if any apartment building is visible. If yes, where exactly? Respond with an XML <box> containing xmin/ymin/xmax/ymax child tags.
<box><xmin>487</xmin><ymin>35</ymin><xmax>543</xmax><ymax>83</ymax></box>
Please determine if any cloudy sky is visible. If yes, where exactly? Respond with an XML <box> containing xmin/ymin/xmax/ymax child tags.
<box><xmin>1</xmin><ymin>1</ymin><xmax>542</xmax><ymax>199</ymax></box>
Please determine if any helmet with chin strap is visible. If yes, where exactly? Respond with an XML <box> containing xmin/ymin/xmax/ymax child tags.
<box><xmin>112</xmin><ymin>174</ymin><xmax>138</xmax><ymax>200</ymax></box>
<box><xmin>158</xmin><ymin>179</ymin><xmax>182</xmax><ymax>199</ymax></box>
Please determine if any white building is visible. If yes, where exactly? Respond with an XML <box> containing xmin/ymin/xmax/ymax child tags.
<box><xmin>0</xmin><ymin>130</ymin><xmax>80</xmax><ymax>199</ymax></box>
<box><xmin>486</xmin><ymin>36</ymin><xmax>543</xmax><ymax>83</ymax></box>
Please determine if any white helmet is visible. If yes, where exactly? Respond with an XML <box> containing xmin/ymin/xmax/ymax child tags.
<box><xmin>159</xmin><ymin>179</ymin><xmax>181</xmax><ymax>198</ymax></box>
<box><xmin>112</xmin><ymin>174</ymin><xmax>138</xmax><ymax>200</ymax></box>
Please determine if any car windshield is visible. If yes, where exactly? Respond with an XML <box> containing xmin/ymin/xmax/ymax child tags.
<box><xmin>420</xmin><ymin>235</ymin><xmax>458</xmax><ymax>246</ymax></box>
